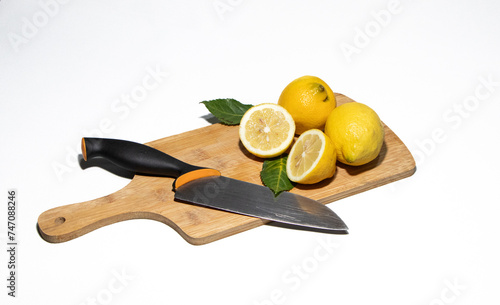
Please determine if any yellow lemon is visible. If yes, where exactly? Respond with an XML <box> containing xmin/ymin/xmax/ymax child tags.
<box><xmin>278</xmin><ymin>75</ymin><xmax>336</xmax><ymax>135</ymax></box>
<box><xmin>286</xmin><ymin>129</ymin><xmax>336</xmax><ymax>184</ymax></box>
<box><xmin>239</xmin><ymin>103</ymin><xmax>296</xmax><ymax>158</ymax></box>
<box><xmin>324</xmin><ymin>102</ymin><xmax>384</xmax><ymax>166</ymax></box>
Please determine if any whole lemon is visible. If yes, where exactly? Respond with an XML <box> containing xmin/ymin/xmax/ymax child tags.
<box><xmin>278</xmin><ymin>76</ymin><xmax>336</xmax><ymax>135</ymax></box>
<box><xmin>324</xmin><ymin>102</ymin><xmax>384</xmax><ymax>166</ymax></box>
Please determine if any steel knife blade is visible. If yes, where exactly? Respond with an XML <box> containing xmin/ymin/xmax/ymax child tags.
<box><xmin>81</xmin><ymin>137</ymin><xmax>348</xmax><ymax>232</ymax></box>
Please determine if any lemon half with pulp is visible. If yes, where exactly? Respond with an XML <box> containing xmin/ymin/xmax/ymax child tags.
<box><xmin>286</xmin><ymin>129</ymin><xmax>336</xmax><ymax>184</ymax></box>
<box><xmin>239</xmin><ymin>103</ymin><xmax>296</xmax><ymax>158</ymax></box>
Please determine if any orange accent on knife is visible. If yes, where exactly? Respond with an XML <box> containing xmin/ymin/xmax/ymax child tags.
<box><xmin>174</xmin><ymin>168</ymin><xmax>221</xmax><ymax>190</ymax></box>
<box><xmin>81</xmin><ymin>138</ymin><xmax>88</xmax><ymax>161</ymax></box>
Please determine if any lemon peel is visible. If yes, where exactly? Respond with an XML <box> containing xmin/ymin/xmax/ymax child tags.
<box><xmin>278</xmin><ymin>76</ymin><xmax>336</xmax><ymax>134</ymax></box>
<box><xmin>325</xmin><ymin>102</ymin><xmax>384</xmax><ymax>166</ymax></box>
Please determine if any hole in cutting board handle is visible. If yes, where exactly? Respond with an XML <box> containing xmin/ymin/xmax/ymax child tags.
<box><xmin>54</xmin><ymin>217</ymin><xmax>66</xmax><ymax>225</ymax></box>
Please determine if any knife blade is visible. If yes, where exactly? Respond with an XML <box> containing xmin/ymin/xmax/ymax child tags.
<box><xmin>81</xmin><ymin>137</ymin><xmax>348</xmax><ymax>232</ymax></box>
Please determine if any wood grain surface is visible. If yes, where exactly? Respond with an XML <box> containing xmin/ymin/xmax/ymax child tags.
<box><xmin>37</xmin><ymin>94</ymin><xmax>416</xmax><ymax>245</ymax></box>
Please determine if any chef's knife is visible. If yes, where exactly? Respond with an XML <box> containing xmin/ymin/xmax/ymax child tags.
<box><xmin>81</xmin><ymin>137</ymin><xmax>348</xmax><ymax>232</ymax></box>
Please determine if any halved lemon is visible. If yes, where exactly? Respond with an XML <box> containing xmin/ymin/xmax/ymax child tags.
<box><xmin>286</xmin><ymin>129</ymin><xmax>336</xmax><ymax>184</ymax></box>
<box><xmin>239</xmin><ymin>103</ymin><xmax>296</xmax><ymax>158</ymax></box>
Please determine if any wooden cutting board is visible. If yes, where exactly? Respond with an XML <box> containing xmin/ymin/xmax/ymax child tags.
<box><xmin>38</xmin><ymin>94</ymin><xmax>416</xmax><ymax>245</ymax></box>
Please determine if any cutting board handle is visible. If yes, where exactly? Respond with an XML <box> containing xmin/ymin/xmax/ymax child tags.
<box><xmin>36</xmin><ymin>178</ymin><xmax>187</xmax><ymax>243</ymax></box>
<box><xmin>38</xmin><ymin>184</ymin><xmax>135</xmax><ymax>243</ymax></box>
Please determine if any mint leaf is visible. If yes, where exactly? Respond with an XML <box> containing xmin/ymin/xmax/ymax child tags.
<box><xmin>261</xmin><ymin>155</ymin><xmax>294</xmax><ymax>195</ymax></box>
<box><xmin>201</xmin><ymin>98</ymin><xmax>253</xmax><ymax>125</ymax></box>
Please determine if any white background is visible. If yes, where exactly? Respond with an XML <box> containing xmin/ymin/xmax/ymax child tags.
<box><xmin>1</xmin><ymin>0</ymin><xmax>500</xmax><ymax>304</ymax></box>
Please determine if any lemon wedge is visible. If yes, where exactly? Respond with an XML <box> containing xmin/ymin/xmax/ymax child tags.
<box><xmin>239</xmin><ymin>103</ymin><xmax>296</xmax><ymax>158</ymax></box>
<box><xmin>286</xmin><ymin>129</ymin><xmax>336</xmax><ymax>184</ymax></box>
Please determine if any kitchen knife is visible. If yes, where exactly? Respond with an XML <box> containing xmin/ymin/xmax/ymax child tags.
<box><xmin>81</xmin><ymin>137</ymin><xmax>348</xmax><ymax>232</ymax></box>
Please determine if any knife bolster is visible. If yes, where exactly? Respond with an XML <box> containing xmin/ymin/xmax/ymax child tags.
<box><xmin>174</xmin><ymin>168</ymin><xmax>221</xmax><ymax>190</ymax></box>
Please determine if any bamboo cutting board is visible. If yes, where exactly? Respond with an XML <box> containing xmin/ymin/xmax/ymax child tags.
<box><xmin>38</xmin><ymin>94</ymin><xmax>416</xmax><ymax>245</ymax></box>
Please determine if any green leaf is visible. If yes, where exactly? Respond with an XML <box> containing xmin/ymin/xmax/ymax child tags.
<box><xmin>201</xmin><ymin>98</ymin><xmax>253</xmax><ymax>125</ymax></box>
<box><xmin>261</xmin><ymin>155</ymin><xmax>295</xmax><ymax>196</ymax></box>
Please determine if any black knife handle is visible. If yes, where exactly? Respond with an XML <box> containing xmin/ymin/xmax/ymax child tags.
<box><xmin>82</xmin><ymin>138</ymin><xmax>204</xmax><ymax>177</ymax></box>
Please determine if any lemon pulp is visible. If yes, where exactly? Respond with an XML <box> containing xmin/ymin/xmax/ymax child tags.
<box><xmin>239</xmin><ymin>104</ymin><xmax>295</xmax><ymax>158</ymax></box>
<box><xmin>286</xmin><ymin>129</ymin><xmax>336</xmax><ymax>184</ymax></box>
